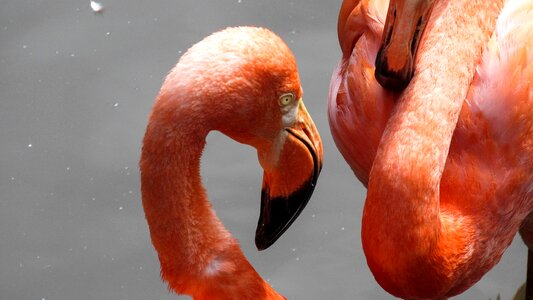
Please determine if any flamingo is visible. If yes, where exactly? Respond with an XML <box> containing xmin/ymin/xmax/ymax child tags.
<box><xmin>140</xmin><ymin>27</ymin><xmax>323</xmax><ymax>299</ymax></box>
<box><xmin>329</xmin><ymin>0</ymin><xmax>532</xmax><ymax>299</ymax></box>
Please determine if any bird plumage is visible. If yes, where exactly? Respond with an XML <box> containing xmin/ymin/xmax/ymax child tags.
<box><xmin>141</xmin><ymin>27</ymin><xmax>322</xmax><ymax>299</ymax></box>
<box><xmin>329</xmin><ymin>0</ymin><xmax>533</xmax><ymax>298</ymax></box>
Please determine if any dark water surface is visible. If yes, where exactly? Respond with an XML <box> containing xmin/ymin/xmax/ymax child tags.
<box><xmin>0</xmin><ymin>0</ymin><xmax>526</xmax><ymax>299</ymax></box>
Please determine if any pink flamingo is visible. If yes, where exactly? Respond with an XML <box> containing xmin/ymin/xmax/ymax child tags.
<box><xmin>140</xmin><ymin>27</ymin><xmax>323</xmax><ymax>299</ymax></box>
<box><xmin>329</xmin><ymin>0</ymin><xmax>532</xmax><ymax>298</ymax></box>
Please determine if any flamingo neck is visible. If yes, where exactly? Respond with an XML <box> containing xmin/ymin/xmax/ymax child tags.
<box><xmin>140</xmin><ymin>94</ymin><xmax>281</xmax><ymax>299</ymax></box>
<box><xmin>362</xmin><ymin>0</ymin><xmax>504</xmax><ymax>297</ymax></box>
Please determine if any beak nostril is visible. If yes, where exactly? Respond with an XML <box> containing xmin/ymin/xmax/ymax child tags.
<box><xmin>410</xmin><ymin>17</ymin><xmax>423</xmax><ymax>56</ymax></box>
<box><xmin>384</xmin><ymin>9</ymin><xmax>396</xmax><ymax>47</ymax></box>
<box><xmin>384</xmin><ymin>27</ymin><xmax>393</xmax><ymax>49</ymax></box>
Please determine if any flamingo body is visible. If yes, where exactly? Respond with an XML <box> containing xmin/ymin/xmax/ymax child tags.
<box><xmin>329</xmin><ymin>0</ymin><xmax>533</xmax><ymax>298</ymax></box>
<box><xmin>141</xmin><ymin>27</ymin><xmax>322</xmax><ymax>299</ymax></box>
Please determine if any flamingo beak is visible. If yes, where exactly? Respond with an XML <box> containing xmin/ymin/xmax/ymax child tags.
<box><xmin>255</xmin><ymin>102</ymin><xmax>323</xmax><ymax>250</ymax></box>
<box><xmin>374</xmin><ymin>0</ymin><xmax>436</xmax><ymax>91</ymax></box>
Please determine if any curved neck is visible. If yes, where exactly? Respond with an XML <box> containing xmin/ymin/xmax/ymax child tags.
<box><xmin>140</xmin><ymin>95</ymin><xmax>281</xmax><ymax>299</ymax></box>
<box><xmin>140</xmin><ymin>98</ymin><xmax>228</xmax><ymax>273</ymax></box>
<box><xmin>362</xmin><ymin>0</ymin><xmax>503</xmax><ymax>297</ymax></box>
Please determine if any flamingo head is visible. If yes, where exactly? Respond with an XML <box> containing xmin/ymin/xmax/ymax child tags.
<box><xmin>375</xmin><ymin>0</ymin><xmax>436</xmax><ymax>91</ymax></box>
<box><xmin>221</xmin><ymin>88</ymin><xmax>323</xmax><ymax>251</ymax></box>
<box><xmin>252</xmin><ymin>96</ymin><xmax>323</xmax><ymax>250</ymax></box>
<box><xmin>178</xmin><ymin>27</ymin><xmax>323</xmax><ymax>250</ymax></box>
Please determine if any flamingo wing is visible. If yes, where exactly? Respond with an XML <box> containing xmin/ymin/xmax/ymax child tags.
<box><xmin>329</xmin><ymin>0</ymin><xmax>393</xmax><ymax>185</ymax></box>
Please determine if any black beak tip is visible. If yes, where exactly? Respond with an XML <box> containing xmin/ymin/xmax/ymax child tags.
<box><xmin>374</xmin><ymin>47</ymin><xmax>414</xmax><ymax>92</ymax></box>
<box><xmin>375</xmin><ymin>71</ymin><xmax>411</xmax><ymax>91</ymax></box>
<box><xmin>254</xmin><ymin>178</ymin><xmax>317</xmax><ymax>251</ymax></box>
<box><xmin>255</xmin><ymin>232</ymin><xmax>273</xmax><ymax>251</ymax></box>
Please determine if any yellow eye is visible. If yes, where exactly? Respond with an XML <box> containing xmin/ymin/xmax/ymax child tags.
<box><xmin>279</xmin><ymin>93</ymin><xmax>294</xmax><ymax>106</ymax></box>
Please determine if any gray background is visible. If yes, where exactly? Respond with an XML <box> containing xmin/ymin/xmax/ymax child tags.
<box><xmin>0</xmin><ymin>0</ymin><xmax>526</xmax><ymax>299</ymax></box>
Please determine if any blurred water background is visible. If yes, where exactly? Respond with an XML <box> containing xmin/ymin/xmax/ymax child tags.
<box><xmin>0</xmin><ymin>0</ymin><xmax>527</xmax><ymax>299</ymax></box>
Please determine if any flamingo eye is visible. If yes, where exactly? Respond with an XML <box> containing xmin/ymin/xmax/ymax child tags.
<box><xmin>279</xmin><ymin>93</ymin><xmax>294</xmax><ymax>106</ymax></box>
